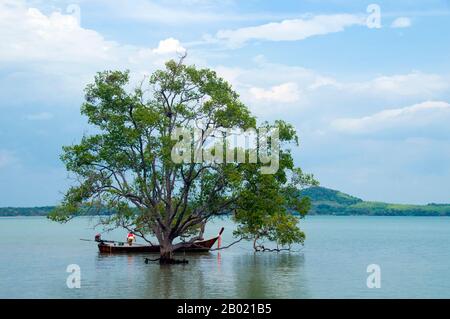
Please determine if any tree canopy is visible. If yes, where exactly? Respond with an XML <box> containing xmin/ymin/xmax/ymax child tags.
<box><xmin>49</xmin><ymin>58</ymin><xmax>317</xmax><ymax>262</ymax></box>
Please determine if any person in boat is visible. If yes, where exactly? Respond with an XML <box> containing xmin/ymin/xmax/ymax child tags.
<box><xmin>127</xmin><ymin>232</ymin><xmax>136</xmax><ymax>246</ymax></box>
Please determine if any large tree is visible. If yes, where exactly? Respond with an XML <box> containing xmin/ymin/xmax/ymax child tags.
<box><xmin>49</xmin><ymin>58</ymin><xmax>317</xmax><ymax>263</ymax></box>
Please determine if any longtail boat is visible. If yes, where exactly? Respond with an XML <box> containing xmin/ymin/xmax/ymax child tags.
<box><xmin>97</xmin><ymin>227</ymin><xmax>224</xmax><ymax>253</ymax></box>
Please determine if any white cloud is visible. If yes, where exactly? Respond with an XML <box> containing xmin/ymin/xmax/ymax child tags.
<box><xmin>0</xmin><ymin>2</ymin><xmax>186</xmax><ymax>65</ymax></box>
<box><xmin>214</xmin><ymin>63</ymin><xmax>320</xmax><ymax>118</ymax></box>
<box><xmin>26</xmin><ymin>112</ymin><xmax>54</xmax><ymax>121</ymax></box>
<box><xmin>218</xmin><ymin>62</ymin><xmax>448</xmax><ymax>101</ymax></box>
<box><xmin>347</xmin><ymin>72</ymin><xmax>448</xmax><ymax>97</ymax></box>
<box><xmin>391</xmin><ymin>17</ymin><xmax>412</xmax><ymax>28</ymax></box>
<box><xmin>0</xmin><ymin>2</ymin><xmax>121</xmax><ymax>65</ymax></box>
<box><xmin>216</xmin><ymin>61</ymin><xmax>333</xmax><ymax>94</ymax></box>
<box><xmin>214</xmin><ymin>61</ymin><xmax>450</xmax><ymax>123</ymax></box>
<box><xmin>152</xmin><ymin>38</ymin><xmax>186</xmax><ymax>55</ymax></box>
<box><xmin>0</xmin><ymin>1</ymin><xmax>187</xmax><ymax>106</ymax></box>
<box><xmin>216</xmin><ymin>14</ymin><xmax>365</xmax><ymax>47</ymax></box>
<box><xmin>215</xmin><ymin>66</ymin><xmax>245</xmax><ymax>86</ymax></box>
<box><xmin>308</xmin><ymin>76</ymin><xmax>339</xmax><ymax>90</ymax></box>
<box><xmin>332</xmin><ymin>101</ymin><xmax>450</xmax><ymax>134</ymax></box>
<box><xmin>249</xmin><ymin>82</ymin><xmax>301</xmax><ymax>103</ymax></box>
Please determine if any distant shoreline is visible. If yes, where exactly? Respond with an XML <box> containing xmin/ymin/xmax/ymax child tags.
<box><xmin>2</xmin><ymin>186</ymin><xmax>450</xmax><ymax>217</ymax></box>
<box><xmin>2</xmin><ymin>214</ymin><xmax>450</xmax><ymax>218</ymax></box>
<box><xmin>299</xmin><ymin>187</ymin><xmax>450</xmax><ymax>217</ymax></box>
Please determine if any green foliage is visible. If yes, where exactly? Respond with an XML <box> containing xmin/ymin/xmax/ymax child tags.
<box><xmin>48</xmin><ymin>58</ymin><xmax>316</xmax><ymax>252</ymax></box>
<box><xmin>233</xmin><ymin>166</ymin><xmax>316</xmax><ymax>249</ymax></box>
<box><xmin>301</xmin><ymin>186</ymin><xmax>450</xmax><ymax>216</ymax></box>
<box><xmin>301</xmin><ymin>186</ymin><xmax>362</xmax><ymax>206</ymax></box>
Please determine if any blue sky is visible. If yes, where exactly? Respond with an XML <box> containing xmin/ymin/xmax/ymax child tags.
<box><xmin>1</xmin><ymin>0</ymin><xmax>450</xmax><ymax>206</ymax></box>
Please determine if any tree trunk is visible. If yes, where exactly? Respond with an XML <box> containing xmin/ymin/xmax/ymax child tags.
<box><xmin>159</xmin><ymin>240</ymin><xmax>174</xmax><ymax>264</ymax></box>
<box><xmin>253</xmin><ymin>235</ymin><xmax>260</xmax><ymax>251</ymax></box>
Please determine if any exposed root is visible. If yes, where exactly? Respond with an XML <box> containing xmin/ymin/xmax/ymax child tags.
<box><xmin>254</xmin><ymin>245</ymin><xmax>292</xmax><ymax>252</ymax></box>
<box><xmin>254</xmin><ymin>242</ymin><xmax>304</xmax><ymax>253</ymax></box>
<box><xmin>144</xmin><ymin>257</ymin><xmax>189</xmax><ymax>264</ymax></box>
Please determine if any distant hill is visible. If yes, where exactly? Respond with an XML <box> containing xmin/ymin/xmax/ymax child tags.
<box><xmin>0</xmin><ymin>206</ymin><xmax>54</xmax><ymax>217</ymax></box>
<box><xmin>2</xmin><ymin>187</ymin><xmax>450</xmax><ymax>216</ymax></box>
<box><xmin>300</xmin><ymin>186</ymin><xmax>450</xmax><ymax>216</ymax></box>
<box><xmin>0</xmin><ymin>206</ymin><xmax>114</xmax><ymax>217</ymax></box>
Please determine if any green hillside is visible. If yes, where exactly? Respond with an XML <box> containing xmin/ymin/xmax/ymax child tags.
<box><xmin>0</xmin><ymin>206</ymin><xmax>54</xmax><ymax>217</ymax></box>
<box><xmin>2</xmin><ymin>187</ymin><xmax>450</xmax><ymax>216</ymax></box>
<box><xmin>300</xmin><ymin>186</ymin><xmax>450</xmax><ymax>216</ymax></box>
<box><xmin>0</xmin><ymin>206</ymin><xmax>114</xmax><ymax>217</ymax></box>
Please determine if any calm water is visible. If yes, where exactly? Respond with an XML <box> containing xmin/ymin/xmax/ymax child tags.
<box><xmin>1</xmin><ymin>216</ymin><xmax>450</xmax><ymax>298</ymax></box>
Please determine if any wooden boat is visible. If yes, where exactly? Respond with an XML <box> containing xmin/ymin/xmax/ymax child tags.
<box><xmin>97</xmin><ymin>227</ymin><xmax>224</xmax><ymax>253</ymax></box>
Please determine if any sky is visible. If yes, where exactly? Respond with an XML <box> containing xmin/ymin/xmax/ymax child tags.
<box><xmin>0</xmin><ymin>0</ymin><xmax>450</xmax><ymax>206</ymax></box>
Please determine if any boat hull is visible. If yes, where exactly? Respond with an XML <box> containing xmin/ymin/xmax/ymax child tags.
<box><xmin>98</xmin><ymin>236</ymin><xmax>219</xmax><ymax>254</ymax></box>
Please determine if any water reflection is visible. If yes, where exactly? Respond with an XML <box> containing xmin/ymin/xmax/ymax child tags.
<box><xmin>232</xmin><ymin>253</ymin><xmax>310</xmax><ymax>298</ymax></box>
<box><xmin>3</xmin><ymin>216</ymin><xmax>450</xmax><ymax>298</ymax></box>
<box><xmin>217</xmin><ymin>252</ymin><xmax>222</xmax><ymax>273</ymax></box>
<box><xmin>92</xmin><ymin>250</ymin><xmax>309</xmax><ymax>298</ymax></box>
